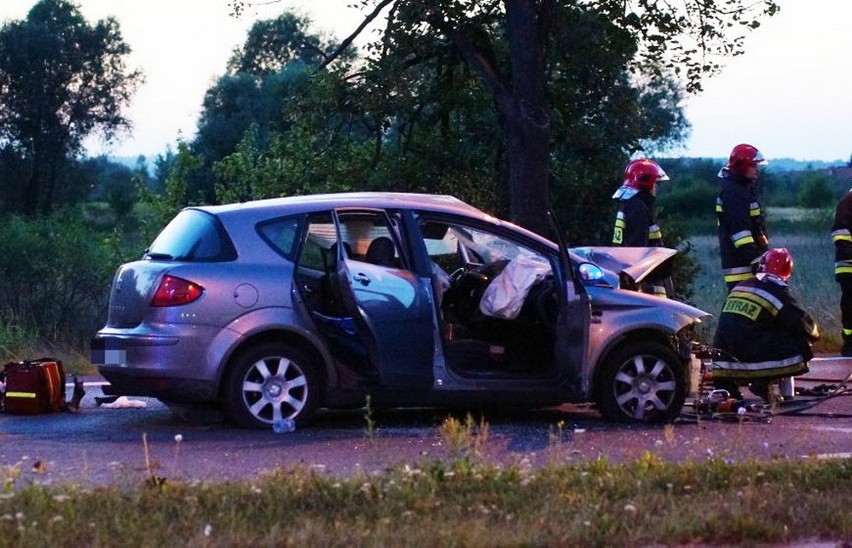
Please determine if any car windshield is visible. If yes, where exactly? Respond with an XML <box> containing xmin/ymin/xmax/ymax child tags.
<box><xmin>147</xmin><ymin>209</ymin><xmax>236</xmax><ymax>262</ymax></box>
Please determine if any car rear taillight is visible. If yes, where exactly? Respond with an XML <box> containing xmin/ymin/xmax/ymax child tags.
<box><xmin>150</xmin><ymin>275</ymin><xmax>204</xmax><ymax>307</ymax></box>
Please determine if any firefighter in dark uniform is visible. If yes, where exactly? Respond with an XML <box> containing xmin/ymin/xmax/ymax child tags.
<box><xmin>716</xmin><ymin>144</ymin><xmax>770</xmax><ymax>291</ymax></box>
<box><xmin>831</xmin><ymin>189</ymin><xmax>852</xmax><ymax>356</ymax></box>
<box><xmin>611</xmin><ymin>158</ymin><xmax>670</xmax><ymax>297</ymax></box>
<box><xmin>713</xmin><ymin>248</ymin><xmax>819</xmax><ymax>399</ymax></box>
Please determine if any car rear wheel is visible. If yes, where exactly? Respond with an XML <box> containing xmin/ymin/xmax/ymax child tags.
<box><xmin>596</xmin><ymin>341</ymin><xmax>686</xmax><ymax>423</ymax></box>
<box><xmin>224</xmin><ymin>343</ymin><xmax>320</xmax><ymax>429</ymax></box>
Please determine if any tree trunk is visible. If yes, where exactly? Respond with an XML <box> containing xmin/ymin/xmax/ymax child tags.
<box><xmin>503</xmin><ymin>0</ymin><xmax>551</xmax><ymax>236</ymax></box>
<box><xmin>23</xmin><ymin>146</ymin><xmax>43</xmax><ymax>216</ymax></box>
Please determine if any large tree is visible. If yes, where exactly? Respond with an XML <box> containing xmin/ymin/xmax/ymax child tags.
<box><xmin>233</xmin><ymin>0</ymin><xmax>776</xmax><ymax>235</ymax></box>
<box><xmin>367</xmin><ymin>0</ymin><xmax>777</xmax><ymax>234</ymax></box>
<box><xmin>0</xmin><ymin>0</ymin><xmax>143</xmax><ymax>215</ymax></box>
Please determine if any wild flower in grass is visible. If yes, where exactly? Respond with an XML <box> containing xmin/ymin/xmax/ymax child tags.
<box><xmin>172</xmin><ymin>433</ymin><xmax>183</xmax><ymax>476</ymax></box>
<box><xmin>203</xmin><ymin>524</ymin><xmax>212</xmax><ymax>537</ymax></box>
<box><xmin>403</xmin><ymin>464</ymin><xmax>422</xmax><ymax>477</ymax></box>
<box><xmin>624</xmin><ymin>503</ymin><xmax>637</xmax><ymax>514</ymax></box>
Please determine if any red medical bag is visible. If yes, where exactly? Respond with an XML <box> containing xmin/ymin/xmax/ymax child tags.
<box><xmin>0</xmin><ymin>358</ymin><xmax>66</xmax><ymax>414</ymax></box>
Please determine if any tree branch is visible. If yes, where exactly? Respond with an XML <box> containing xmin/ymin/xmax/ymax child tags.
<box><xmin>320</xmin><ymin>0</ymin><xmax>397</xmax><ymax>69</ymax></box>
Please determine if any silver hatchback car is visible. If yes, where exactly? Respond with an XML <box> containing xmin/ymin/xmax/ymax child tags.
<box><xmin>92</xmin><ymin>192</ymin><xmax>710</xmax><ymax>428</ymax></box>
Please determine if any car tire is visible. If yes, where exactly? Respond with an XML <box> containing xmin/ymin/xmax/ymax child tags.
<box><xmin>596</xmin><ymin>341</ymin><xmax>686</xmax><ymax>424</ymax></box>
<box><xmin>223</xmin><ymin>342</ymin><xmax>321</xmax><ymax>429</ymax></box>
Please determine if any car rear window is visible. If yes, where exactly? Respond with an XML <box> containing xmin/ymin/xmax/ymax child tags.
<box><xmin>147</xmin><ymin>209</ymin><xmax>236</xmax><ymax>262</ymax></box>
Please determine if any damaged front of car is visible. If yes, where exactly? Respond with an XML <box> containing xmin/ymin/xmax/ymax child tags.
<box><xmin>570</xmin><ymin>245</ymin><xmax>712</xmax><ymax>422</ymax></box>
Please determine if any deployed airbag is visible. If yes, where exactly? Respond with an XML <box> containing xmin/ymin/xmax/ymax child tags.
<box><xmin>479</xmin><ymin>255</ymin><xmax>551</xmax><ymax>320</ymax></box>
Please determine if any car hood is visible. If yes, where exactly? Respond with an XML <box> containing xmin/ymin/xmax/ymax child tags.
<box><xmin>571</xmin><ymin>246</ymin><xmax>677</xmax><ymax>285</ymax></box>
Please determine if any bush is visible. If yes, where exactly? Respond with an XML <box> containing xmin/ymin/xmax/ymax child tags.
<box><xmin>0</xmin><ymin>212</ymin><xmax>121</xmax><ymax>348</ymax></box>
<box><xmin>657</xmin><ymin>176</ymin><xmax>717</xmax><ymax>229</ymax></box>
<box><xmin>797</xmin><ymin>172</ymin><xmax>835</xmax><ymax>209</ymax></box>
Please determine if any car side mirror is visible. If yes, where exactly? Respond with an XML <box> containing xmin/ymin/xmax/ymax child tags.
<box><xmin>578</xmin><ymin>262</ymin><xmax>606</xmax><ymax>285</ymax></box>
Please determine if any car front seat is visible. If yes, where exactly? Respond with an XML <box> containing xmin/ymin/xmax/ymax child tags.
<box><xmin>365</xmin><ymin>237</ymin><xmax>397</xmax><ymax>267</ymax></box>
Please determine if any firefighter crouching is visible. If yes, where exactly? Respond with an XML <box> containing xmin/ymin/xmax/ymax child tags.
<box><xmin>712</xmin><ymin>248</ymin><xmax>819</xmax><ymax>400</ymax></box>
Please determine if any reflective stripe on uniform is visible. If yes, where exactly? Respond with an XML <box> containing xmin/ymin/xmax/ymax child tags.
<box><xmin>749</xmin><ymin>201</ymin><xmax>761</xmax><ymax>217</ymax></box>
<box><xmin>832</xmin><ymin>228</ymin><xmax>852</xmax><ymax>243</ymax></box>
<box><xmin>722</xmin><ymin>266</ymin><xmax>753</xmax><ymax>284</ymax></box>
<box><xmin>648</xmin><ymin>224</ymin><xmax>662</xmax><ymax>240</ymax></box>
<box><xmin>711</xmin><ymin>356</ymin><xmax>807</xmax><ymax>379</ymax></box>
<box><xmin>727</xmin><ymin>286</ymin><xmax>783</xmax><ymax>316</ymax></box>
<box><xmin>835</xmin><ymin>260</ymin><xmax>852</xmax><ymax>276</ymax></box>
<box><xmin>6</xmin><ymin>391</ymin><xmax>36</xmax><ymax>398</ymax></box>
<box><xmin>612</xmin><ymin>211</ymin><xmax>625</xmax><ymax>244</ymax></box>
<box><xmin>731</xmin><ymin>229</ymin><xmax>755</xmax><ymax>248</ymax></box>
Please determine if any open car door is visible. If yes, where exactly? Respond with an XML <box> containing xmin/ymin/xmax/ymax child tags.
<box><xmin>547</xmin><ymin>211</ymin><xmax>592</xmax><ymax>393</ymax></box>
<box><xmin>331</xmin><ymin>209</ymin><xmax>435</xmax><ymax>388</ymax></box>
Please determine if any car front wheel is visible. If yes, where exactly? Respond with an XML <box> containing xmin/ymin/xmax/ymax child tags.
<box><xmin>224</xmin><ymin>343</ymin><xmax>321</xmax><ymax>429</ymax></box>
<box><xmin>596</xmin><ymin>341</ymin><xmax>686</xmax><ymax>424</ymax></box>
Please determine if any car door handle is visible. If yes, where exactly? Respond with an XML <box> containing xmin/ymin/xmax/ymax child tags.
<box><xmin>353</xmin><ymin>273</ymin><xmax>371</xmax><ymax>286</ymax></box>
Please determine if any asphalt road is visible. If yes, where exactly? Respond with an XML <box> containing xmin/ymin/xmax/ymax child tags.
<box><xmin>2</xmin><ymin>358</ymin><xmax>852</xmax><ymax>487</ymax></box>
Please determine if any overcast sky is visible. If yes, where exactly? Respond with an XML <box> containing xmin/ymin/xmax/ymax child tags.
<box><xmin>2</xmin><ymin>1</ymin><xmax>850</xmax><ymax>162</ymax></box>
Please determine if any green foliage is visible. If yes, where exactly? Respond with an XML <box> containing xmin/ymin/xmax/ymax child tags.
<box><xmin>137</xmin><ymin>142</ymin><xmax>203</xmax><ymax>240</ymax></box>
<box><xmin>797</xmin><ymin>172</ymin><xmax>835</xmax><ymax>209</ymax></box>
<box><xmin>657</xmin><ymin>177</ymin><xmax>718</xmax><ymax>231</ymax></box>
<box><xmin>0</xmin><ymin>0</ymin><xmax>143</xmax><ymax>214</ymax></box>
<box><xmin>0</xmin><ymin>211</ymin><xmax>121</xmax><ymax>347</ymax></box>
<box><xmin>662</xmin><ymin>217</ymin><xmax>701</xmax><ymax>302</ymax></box>
<box><xmin>76</xmin><ymin>155</ymin><xmax>142</xmax><ymax>220</ymax></box>
<box><xmin>211</xmin><ymin>5</ymin><xmax>694</xmax><ymax>238</ymax></box>
<box><xmin>192</xmin><ymin>12</ymin><xmax>350</xmax><ymax>202</ymax></box>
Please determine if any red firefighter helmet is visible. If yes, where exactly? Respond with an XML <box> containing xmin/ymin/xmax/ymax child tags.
<box><xmin>726</xmin><ymin>144</ymin><xmax>766</xmax><ymax>177</ymax></box>
<box><xmin>623</xmin><ymin>158</ymin><xmax>669</xmax><ymax>191</ymax></box>
<box><xmin>758</xmin><ymin>248</ymin><xmax>794</xmax><ymax>282</ymax></box>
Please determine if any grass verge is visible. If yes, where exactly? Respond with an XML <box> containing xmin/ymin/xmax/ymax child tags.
<box><xmin>2</xmin><ymin>455</ymin><xmax>851</xmax><ymax>546</ymax></box>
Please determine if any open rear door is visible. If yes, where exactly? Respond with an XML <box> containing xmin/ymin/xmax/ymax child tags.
<box><xmin>331</xmin><ymin>209</ymin><xmax>435</xmax><ymax>388</ymax></box>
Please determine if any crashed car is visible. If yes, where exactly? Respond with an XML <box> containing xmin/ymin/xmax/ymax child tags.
<box><xmin>91</xmin><ymin>192</ymin><xmax>710</xmax><ymax>428</ymax></box>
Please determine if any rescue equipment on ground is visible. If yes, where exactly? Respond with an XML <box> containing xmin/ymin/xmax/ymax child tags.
<box><xmin>681</xmin><ymin>343</ymin><xmax>851</xmax><ymax>423</ymax></box>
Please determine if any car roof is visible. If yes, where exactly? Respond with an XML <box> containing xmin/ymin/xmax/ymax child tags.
<box><xmin>198</xmin><ymin>192</ymin><xmax>485</xmax><ymax>218</ymax></box>
<box><xmin>190</xmin><ymin>191</ymin><xmax>556</xmax><ymax>251</ymax></box>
